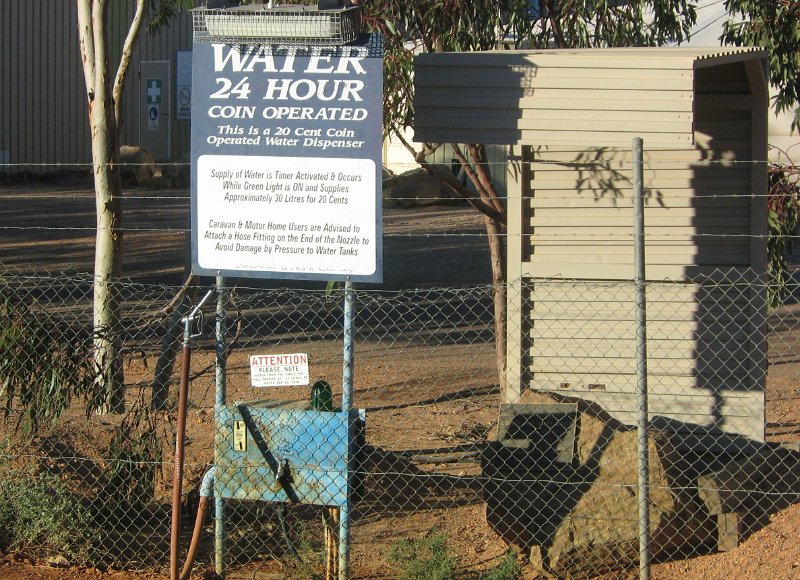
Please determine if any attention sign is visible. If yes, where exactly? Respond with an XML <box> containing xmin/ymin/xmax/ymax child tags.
<box><xmin>250</xmin><ymin>353</ymin><xmax>310</xmax><ymax>388</ymax></box>
<box><xmin>191</xmin><ymin>35</ymin><xmax>383</xmax><ymax>282</ymax></box>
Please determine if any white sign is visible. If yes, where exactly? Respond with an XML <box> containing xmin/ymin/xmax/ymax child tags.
<box><xmin>196</xmin><ymin>154</ymin><xmax>376</xmax><ymax>276</ymax></box>
<box><xmin>176</xmin><ymin>51</ymin><xmax>192</xmax><ymax>120</ymax></box>
<box><xmin>190</xmin><ymin>38</ymin><xmax>383</xmax><ymax>282</ymax></box>
<box><xmin>148</xmin><ymin>105</ymin><xmax>160</xmax><ymax>130</ymax></box>
<box><xmin>250</xmin><ymin>353</ymin><xmax>309</xmax><ymax>388</ymax></box>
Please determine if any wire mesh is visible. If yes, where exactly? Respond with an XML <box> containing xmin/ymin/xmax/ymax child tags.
<box><xmin>1</xmin><ymin>155</ymin><xmax>799</xmax><ymax>579</ymax></box>
<box><xmin>192</xmin><ymin>6</ymin><xmax>362</xmax><ymax>46</ymax></box>
<box><xmin>0</xmin><ymin>263</ymin><xmax>799</xmax><ymax>577</ymax></box>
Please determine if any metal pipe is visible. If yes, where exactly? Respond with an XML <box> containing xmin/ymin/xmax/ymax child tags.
<box><xmin>214</xmin><ymin>275</ymin><xmax>227</xmax><ymax>577</ymax></box>
<box><xmin>170</xmin><ymin>289</ymin><xmax>214</xmax><ymax>580</ymax></box>
<box><xmin>179</xmin><ymin>499</ymin><xmax>208</xmax><ymax>580</ymax></box>
<box><xmin>339</xmin><ymin>278</ymin><xmax>355</xmax><ymax>580</ymax></box>
<box><xmin>170</xmin><ymin>342</ymin><xmax>192</xmax><ymax>580</ymax></box>
<box><xmin>633</xmin><ymin>137</ymin><xmax>651</xmax><ymax>580</ymax></box>
<box><xmin>189</xmin><ymin>289</ymin><xmax>215</xmax><ymax>323</ymax></box>
<box><xmin>200</xmin><ymin>464</ymin><xmax>216</xmax><ymax>498</ymax></box>
<box><xmin>342</xmin><ymin>278</ymin><xmax>354</xmax><ymax>413</ymax></box>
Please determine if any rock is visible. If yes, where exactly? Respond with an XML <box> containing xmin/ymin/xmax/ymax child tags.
<box><xmin>161</xmin><ymin>154</ymin><xmax>190</xmax><ymax>188</ymax></box>
<box><xmin>46</xmin><ymin>554</ymin><xmax>71</xmax><ymax>568</ymax></box>
<box><xmin>383</xmin><ymin>165</ymin><xmax>463</xmax><ymax>208</ymax></box>
<box><xmin>484</xmin><ymin>391</ymin><xmax>722</xmax><ymax>577</ymax></box>
<box><xmin>119</xmin><ymin>145</ymin><xmax>160</xmax><ymax>185</ymax></box>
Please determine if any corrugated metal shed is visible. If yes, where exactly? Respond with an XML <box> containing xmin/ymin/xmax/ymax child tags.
<box><xmin>1</xmin><ymin>1</ymin><xmax>86</xmax><ymax>168</ymax></box>
<box><xmin>414</xmin><ymin>47</ymin><xmax>767</xmax><ymax>148</ymax></box>
<box><xmin>414</xmin><ymin>47</ymin><xmax>769</xmax><ymax>444</ymax></box>
<box><xmin>0</xmin><ymin>1</ymin><xmax>193</xmax><ymax>171</ymax></box>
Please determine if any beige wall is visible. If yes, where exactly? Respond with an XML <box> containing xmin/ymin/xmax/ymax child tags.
<box><xmin>414</xmin><ymin>47</ymin><xmax>770</xmax><ymax>443</ymax></box>
<box><xmin>501</xmin><ymin>54</ymin><xmax>768</xmax><ymax>443</ymax></box>
<box><xmin>683</xmin><ymin>0</ymin><xmax>799</xmax><ymax>163</ymax></box>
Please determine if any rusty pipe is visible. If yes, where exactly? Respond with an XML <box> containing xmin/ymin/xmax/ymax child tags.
<box><xmin>170</xmin><ymin>289</ymin><xmax>214</xmax><ymax>580</ymax></box>
<box><xmin>170</xmin><ymin>343</ymin><xmax>192</xmax><ymax>580</ymax></box>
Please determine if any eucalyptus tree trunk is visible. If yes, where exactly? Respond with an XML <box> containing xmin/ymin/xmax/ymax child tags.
<box><xmin>403</xmin><ymin>137</ymin><xmax>510</xmax><ymax>394</ymax></box>
<box><xmin>483</xmin><ymin>213</ymin><xmax>508</xmax><ymax>395</ymax></box>
<box><xmin>77</xmin><ymin>0</ymin><xmax>146</xmax><ymax>413</ymax></box>
<box><xmin>425</xmin><ymin>143</ymin><xmax>508</xmax><ymax>393</ymax></box>
<box><xmin>467</xmin><ymin>144</ymin><xmax>508</xmax><ymax>395</ymax></box>
<box><xmin>91</xmin><ymin>134</ymin><xmax>124</xmax><ymax>413</ymax></box>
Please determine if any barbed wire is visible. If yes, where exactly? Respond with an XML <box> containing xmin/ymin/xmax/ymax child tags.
<box><xmin>2</xmin><ymin>190</ymin><xmax>799</xmax><ymax>200</ymax></box>
<box><xmin>3</xmin><ymin>224</ymin><xmax>800</xmax><ymax>241</ymax></box>
<box><xmin>3</xmin><ymin>157</ymin><xmax>797</xmax><ymax>169</ymax></box>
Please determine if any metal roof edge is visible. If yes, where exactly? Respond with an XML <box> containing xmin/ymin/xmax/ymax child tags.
<box><xmin>414</xmin><ymin>47</ymin><xmax>768</xmax><ymax>69</ymax></box>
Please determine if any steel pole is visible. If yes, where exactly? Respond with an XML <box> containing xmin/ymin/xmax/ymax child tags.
<box><xmin>214</xmin><ymin>275</ymin><xmax>227</xmax><ymax>577</ymax></box>
<box><xmin>342</xmin><ymin>278</ymin><xmax>355</xmax><ymax>411</ymax></box>
<box><xmin>633</xmin><ymin>137</ymin><xmax>651</xmax><ymax>580</ymax></box>
<box><xmin>339</xmin><ymin>278</ymin><xmax>355</xmax><ymax>580</ymax></box>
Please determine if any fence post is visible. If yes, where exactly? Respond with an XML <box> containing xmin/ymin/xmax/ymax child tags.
<box><xmin>339</xmin><ymin>278</ymin><xmax>355</xmax><ymax>580</ymax></box>
<box><xmin>633</xmin><ymin>137</ymin><xmax>651</xmax><ymax>580</ymax></box>
<box><xmin>215</xmin><ymin>274</ymin><xmax>227</xmax><ymax>577</ymax></box>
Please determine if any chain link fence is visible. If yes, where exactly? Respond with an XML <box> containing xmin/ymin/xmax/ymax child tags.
<box><xmin>1</xmin><ymin>267</ymin><xmax>799</xmax><ymax>577</ymax></box>
<box><xmin>1</xmin><ymin>158</ymin><xmax>800</xmax><ymax>578</ymax></box>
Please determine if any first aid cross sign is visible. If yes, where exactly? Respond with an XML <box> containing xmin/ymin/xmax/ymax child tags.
<box><xmin>146</xmin><ymin>79</ymin><xmax>162</xmax><ymax>105</ymax></box>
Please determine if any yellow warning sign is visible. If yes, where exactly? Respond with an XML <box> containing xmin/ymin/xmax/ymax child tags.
<box><xmin>233</xmin><ymin>420</ymin><xmax>247</xmax><ymax>451</ymax></box>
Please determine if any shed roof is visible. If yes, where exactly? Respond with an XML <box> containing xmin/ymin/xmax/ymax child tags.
<box><xmin>413</xmin><ymin>47</ymin><xmax>767</xmax><ymax>147</ymax></box>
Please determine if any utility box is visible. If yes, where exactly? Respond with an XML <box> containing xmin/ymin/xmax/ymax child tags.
<box><xmin>215</xmin><ymin>402</ymin><xmax>365</xmax><ymax>506</ymax></box>
<box><xmin>414</xmin><ymin>48</ymin><xmax>769</xmax><ymax>444</ymax></box>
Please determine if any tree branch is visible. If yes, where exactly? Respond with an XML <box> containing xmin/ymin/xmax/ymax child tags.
<box><xmin>420</xmin><ymin>159</ymin><xmax>505</xmax><ymax>224</ymax></box>
<box><xmin>391</xmin><ymin>126</ymin><xmax>421</xmax><ymax>160</ymax></box>
<box><xmin>450</xmin><ymin>143</ymin><xmax>488</xmax><ymax>197</ymax></box>
<box><xmin>76</xmin><ymin>0</ymin><xmax>96</xmax><ymax>100</ymax></box>
<box><xmin>91</xmin><ymin>0</ymin><xmax>110</xmax><ymax>113</ymax></box>
<box><xmin>391</xmin><ymin>126</ymin><xmax>441</xmax><ymax>162</ymax></box>
<box><xmin>148</xmin><ymin>275</ymin><xmax>197</xmax><ymax>320</ymax></box>
<box><xmin>113</xmin><ymin>0</ymin><xmax>147</xmax><ymax>133</ymax></box>
<box><xmin>467</xmin><ymin>144</ymin><xmax>505</xmax><ymax>215</ymax></box>
<box><xmin>387</xmin><ymin>128</ymin><xmax>502</xmax><ymax>218</ymax></box>
<box><xmin>449</xmin><ymin>144</ymin><xmax>506</xmax><ymax>226</ymax></box>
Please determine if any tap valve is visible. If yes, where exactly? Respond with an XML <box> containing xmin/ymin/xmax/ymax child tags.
<box><xmin>275</xmin><ymin>457</ymin><xmax>291</xmax><ymax>487</ymax></box>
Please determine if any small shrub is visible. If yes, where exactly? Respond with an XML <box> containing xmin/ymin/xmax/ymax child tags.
<box><xmin>276</xmin><ymin>509</ymin><xmax>319</xmax><ymax>580</ymax></box>
<box><xmin>480</xmin><ymin>550</ymin><xmax>522</xmax><ymax>580</ymax></box>
<box><xmin>95</xmin><ymin>395</ymin><xmax>163</xmax><ymax>525</ymax></box>
<box><xmin>768</xmin><ymin>165</ymin><xmax>800</xmax><ymax>307</ymax></box>
<box><xmin>0</xmin><ymin>290</ymin><xmax>95</xmax><ymax>436</ymax></box>
<box><xmin>0</xmin><ymin>469</ymin><xmax>96</xmax><ymax>563</ymax></box>
<box><xmin>387</xmin><ymin>529</ymin><xmax>458</xmax><ymax>580</ymax></box>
